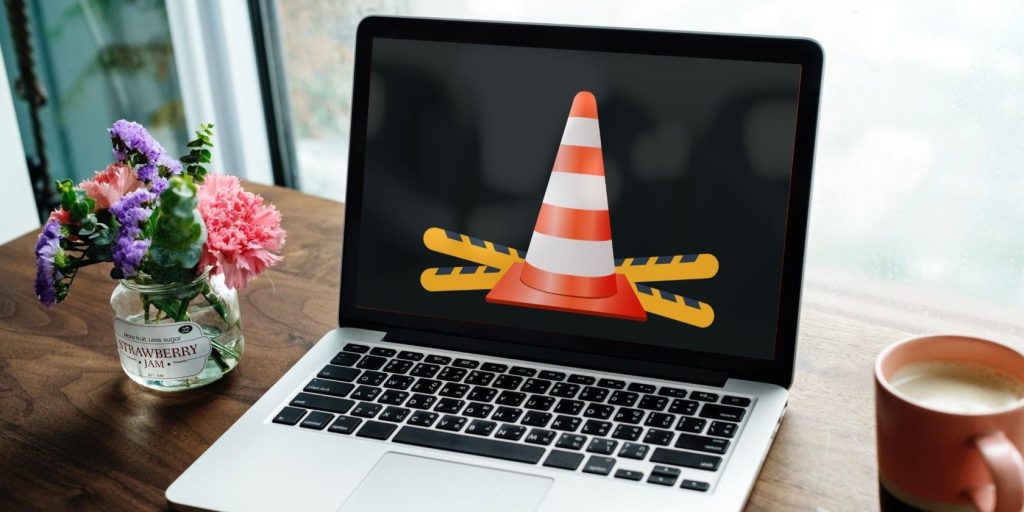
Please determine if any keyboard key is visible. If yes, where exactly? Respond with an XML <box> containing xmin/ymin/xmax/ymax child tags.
<box><xmin>597</xmin><ymin>378</ymin><xmax>625</xmax><ymax>390</ymax></box>
<box><xmin>357</xmin><ymin>371</ymin><xmax>388</xmax><ymax>387</ymax></box>
<box><xmin>439</xmin><ymin>383</ymin><xmax>470</xmax><ymax>398</ymax></box>
<box><xmin>627</xmin><ymin>383</ymin><xmax>656</xmax><ymax>394</ymax></box>
<box><xmin>343</xmin><ymin>343</ymin><xmax>369</xmax><ymax>353</ymax></box>
<box><xmin>357</xmin><ymin>420</ymin><xmax>397</xmax><ymax>440</ymax></box>
<box><xmin>351</xmin><ymin>402</ymin><xmax>383</xmax><ymax>418</ymax></box>
<box><xmin>452</xmin><ymin>358</ymin><xmax>479</xmax><ymax>369</ymax></box>
<box><xmin>608</xmin><ymin>391</ymin><xmax>639</xmax><ymax>407</ymax></box>
<box><xmin>525</xmin><ymin>428</ymin><xmax>556</xmax><ymax>446</ymax></box>
<box><xmin>612</xmin><ymin>425</ymin><xmax>643</xmax><ymax>441</ymax></box>
<box><xmin>568</xmin><ymin>374</ymin><xmax>596</xmax><ymax>385</ymax></box>
<box><xmin>643</xmin><ymin>428</ymin><xmax>674</xmax><ymax>446</ymax></box>
<box><xmin>467</xmin><ymin>387</ymin><xmax>497</xmax><ymax>402</ymax></box>
<box><xmin>544</xmin><ymin>450</ymin><xmax>584</xmax><ymax>470</ymax></box>
<box><xmin>330</xmin><ymin>352</ymin><xmax>360</xmax><ymax>366</ymax></box>
<box><xmin>382</xmin><ymin>359</ymin><xmax>413</xmax><ymax>375</ymax></box>
<box><xmin>383</xmin><ymin>375</ymin><xmax>415</xmax><ymax>390</ymax></box>
<box><xmin>351</xmin><ymin>385</ymin><xmax>382</xmax><ymax>401</ymax></box>
<box><xmin>369</xmin><ymin>347</ymin><xmax>396</xmax><ymax>358</ymax></box>
<box><xmin>410</xmin><ymin>363</ymin><xmax>440</xmax><ymax>378</ymax></box>
<box><xmin>619</xmin><ymin>442</ymin><xmax>650</xmax><ymax>460</ymax></box>
<box><xmin>681</xmin><ymin>479</ymin><xmax>711</xmax><ymax>492</ymax></box>
<box><xmin>406</xmin><ymin>394</ymin><xmax>437</xmax><ymax>410</ymax></box>
<box><xmin>648</xmin><ymin>465</ymin><xmax>680</xmax><ymax>486</ymax></box>
<box><xmin>582</xmin><ymin>456</ymin><xmax>616</xmax><ymax>475</ymax></box>
<box><xmin>709</xmin><ymin>421</ymin><xmax>738</xmax><ymax>438</ymax></box>
<box><xmin>522</xmin><ymin>378</ymin><xmax>553</xmax><ymax>394</ymax></box>
<box><xmin>290</xmin><ymin>393</ymin><xmax>355</xmax><ymax>415</ymax></box>
<box><xmin>425</xmin><ymin>355</ymin><xmax>452</xmax><ymax>365</ymax></box>
<box><xmin>722</xmin><ymin>395</ymin><xmax>752</xmax><ymax>407</ymax></box>
<box><xmin>675</xmin><ymin>433</ymin><xmax>730</xmax><ymax>454</ymax></box>
<box><xmin>638</xmin><ymin>395</ymin><xmax>669</xmax><ymax>411</ymax></box>
<box><xmin>521</xmin><ymin>411</ymin><xmax>552</xmax><ymax>427</ymax></box>
<box><xmin>510</xmin><ymin>366</ymin><xmax>537</xmax><ymax>377</ymax></box>
<box><xmin>356</xmin><ymin>355</ymin><xmax>388</xmax><ymax>370</ymax></box>
<box><xmin>554</xmin><ymin>399</ymin><xmax>584</xmax><ymax>415</ymax></box>
<box><xmin>464</xmin><ymin>371</ymin><xmax>496</xmax><ymax>386</ymax></box>
<box><xmin>493</xmin><ymin>375</ymin><xmax>524</xmax><ymax>390</ymax></box>
<box><xmin>555</xmin><ymin>433</ymin><xmax>587</xmax><ymax>450</ymax></box>
<box><xmin>407</xmin><ymin>411</ymin><xmax>438</xmax><ymax>427</ymax></box>
<box><xmin>378</xmin><ymin>390</ymin><xmax>409</xmax><ymax>405</ymax></box>
<box><xmin>579</xmin><ymin>387</ymin><xmax>609</xmax><ymax>402</ymax></box>
<box><xmin>494</xmin><ymin>424</ymin><xmax>527</xmax><ymax>441</ymax></box>
<box><xmin>492</xmin><ymin>406</ymin><xmax>523</xmax><ymax>423</ymax></box>
<box><xmin>525</xmin><ymin>395</ymin><xmax>555</xmax><ymax>411</ymax></box>
<box><xmin>437</xmin><ymin>367</ymin><xmax>468</xmax><ymax>382</ymax></box>
<box><xmin>699</xmin><ymin>404</ymin><xmax>746</xmax><ymax>422</ymax></box>
<box><xmin>613</xmin><ymin>408</ymin><xmax>645</xmax><ymax>424</ymax></box>
<box><xmin>463</xmin><ymin>402</ymin><xmax>494</xmax><ymax>419</ymax></box>
<box><xmin>437</xmin><ymin>415</ymin><xmax>468</xmax><ymax>432</ymax></box>
<box><xmin>581</xmin><ymin>420</ymin><xmax>612</xmax><ymax>437</ymax></box>
<box><xmin>304</xmin><ymin>378</ymin><xmax>354</xmax><ymax>398</ymax></box>
<box><xmin>379</xmin><ymin>406</ymin><xmax>411</xmax><ymax>422</ymax></box>
<box><xmin>690</xmin><ymin>391</ymin><xmax>719</xmax><ymax>402</ymax></box>
<box><xmin>550</xmin><ymin>383</ymin><xmax>580</xmax><ymax>398</ymax></box>
<box><xmin>481</xmin><ymin>362</ymin><xmax>508</xmax><ymax>373</ymax></box>
<box><xmin>677</xmin><ymin>417</ymin><xmax>707</xmax><ymax>434</ymax></box>
<box><xmin>551</xmin><ymin>415</ymin><xmax>581</xmax><ymax>432</ymax></box>
<box><xmin>658</xmin><ymin>386</ymin><xmax>687</xmax><ymax>398</ymax></box>
<box><xmin>318</xmin><ymin>365</ymin><xmax>360</xmax><ymax>382</ymax></box>
<box><xmin>434</xmin><ymin>398</ymin><xmax>465</xmax><ymax>414</ymax></box>
<box><xmin>669</xmin><ymin>399</ymin><xmax>699</xmax><ymax>416</ymax></box>
<box><xmin>587</xmin><ymin>438</ymin><xmax>618</xmax><ymax>455</ymax></box>
<box><xmin>496</xmin><ymin>391</ymin><xmax>527</xmax><ymax>407</ymax></box>
<box><xmin>615</xmin><ymin>469</ymin><xmax>643</xmax><ymax>481</ymax></box>
<box><xmin>396</xmin><ymin>350</ymin><xmax>424</xmax><ymax>361</ymax></box>
<box><xmin>466</xmin><ymin>419</ymin><xmax>498</xmax><ymax>436</ymax></box>
<box><xmin>650</xmin><ymin>447</ymin><xmax>722</xmax><ymax>471</ymax></box>
<box><xmin>393</xmin><ymin>426</ymin><xmax>544</xmax><ymax>464</ymax></box>
<box><xmin>645</xmin><ymin>412</ymin><xmax>676</xmax><ymax>429</ymax></box>
<box><xmin>583</xmin><ymin>404</ymin><xmax>614</xmax><ymax>419</ymax></box>
<box><xmin>328</xmin><ymin>415</ymin><xmax>362</xmax><ymax>434</ymax></box>
<box><xmin>538</xmin><ymin>370</ymin><xmax>566</xmax><ymax>381</ymax></box>
<box><xmin>412</xmin><ymin>378</ymin><xmax>442</xmax><ymax>394</ymax></box>
<box><xmin>273</xmin><ymin>406</ymin><xmax>306</xmax><ymax>425</ymax></box>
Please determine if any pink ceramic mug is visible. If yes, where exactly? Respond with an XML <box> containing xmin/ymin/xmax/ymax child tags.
<box><xmin>876</xmin><ymin>335</ymin><xmax>1024</xmax><ymax>511</ymax></box>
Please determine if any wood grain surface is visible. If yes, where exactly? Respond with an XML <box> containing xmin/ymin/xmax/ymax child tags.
<box><xmin>0</xmin><ymin>183</ymin><xmax>898</xmax><ymax>511</ymax></box>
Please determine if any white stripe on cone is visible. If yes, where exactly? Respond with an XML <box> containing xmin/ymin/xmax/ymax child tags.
<box><xmin>559</xmin><ymin>117</ymin><xmax>602</xmax><ymax>148</ymax></box>
<box><xmin>524</xmin><ymin>231</ymin><xmax>616</xmax><ymax>277</ymax></box>
<box><xmin>540</xmin><ymin>172</ymin><xmax>609</xmax><ymax>211</ymax></box>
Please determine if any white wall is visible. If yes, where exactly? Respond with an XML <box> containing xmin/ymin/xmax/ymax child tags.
<box><xmin>0</xmin><ymin>51</ymin><xmax>39</xmax><ymax>244</ymax></box>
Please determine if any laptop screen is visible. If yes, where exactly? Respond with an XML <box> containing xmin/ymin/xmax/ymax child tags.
<box><xmin>354</xmin><ymin>36</ymin><xmax>802</xmax><ymax>361</ymax></box>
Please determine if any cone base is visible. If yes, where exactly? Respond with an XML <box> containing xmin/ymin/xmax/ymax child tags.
<box><xmin>486</xmin><ymin>263</ymin><xmax>647</xmax><ymax>322</ymax></box>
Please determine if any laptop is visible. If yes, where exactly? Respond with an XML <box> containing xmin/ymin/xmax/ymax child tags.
<box><xmin>167</xmin><ymin>16</ymin><xmax>822</xmax><ymax>512</ymax></box>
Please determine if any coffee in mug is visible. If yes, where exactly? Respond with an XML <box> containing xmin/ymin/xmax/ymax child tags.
<box><xmin>890</xmin><ymin>361</ymin><xmax>1024</xmax><ymax>414</ymax></box>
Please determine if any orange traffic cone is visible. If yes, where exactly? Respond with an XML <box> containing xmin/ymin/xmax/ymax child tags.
<box><xmin>486</xmin><ymin>91</ymin><xmax>647</xmax><ymax>321</ymax></box>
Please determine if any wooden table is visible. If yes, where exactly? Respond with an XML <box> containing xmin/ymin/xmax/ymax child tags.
<box><xmin>0</xmin><ymin>183</ymin><xmax>899</xmax><ymax>510</ymax></box>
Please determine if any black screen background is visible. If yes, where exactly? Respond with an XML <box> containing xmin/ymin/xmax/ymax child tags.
<box><xmin>354</xmin><ymin>38</ymin><xmax>801</xmax><ymax>360</ymax></box>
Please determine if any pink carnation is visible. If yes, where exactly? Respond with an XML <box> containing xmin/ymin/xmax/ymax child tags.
<box><xmin>196</xmin><ymin>174</ymin><xmax>285</xmax><ymax>290</ymax></box>
<box><xmin>78</xmin><ymin>163</ymin><xmax>141</xmax><ymax>210</ymax></box>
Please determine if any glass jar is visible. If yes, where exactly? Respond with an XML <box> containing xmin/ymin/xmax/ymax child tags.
<box><xmin>109</xmin><ymin>272</ymin><xmax>244</xmax><ymax>391</ymax></box>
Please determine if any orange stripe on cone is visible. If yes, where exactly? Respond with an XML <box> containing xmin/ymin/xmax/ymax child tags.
<box><xmin>520</xmin><ymin>262</ymin><xmax>618</xmax><ymax>298</ymax></box>
<box><xmin>552</xmin><ymin>145</ymin><xmax>605</xmax><ymax>176</ymax></box>
<box><xmin>568</xmin><ymin>91</ymin><xmax>598</xmax><ymax>118</ymax></box>
<box><xmin>533</xmin><ymin>204</ymin><xmax>611</xmax><ymax>241</ymax></box>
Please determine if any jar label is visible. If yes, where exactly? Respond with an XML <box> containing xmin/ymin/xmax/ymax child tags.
<box><xmin>114</xmin><ymin>319</ymin><xmax>213</xmax><ymax>379</ymax></box>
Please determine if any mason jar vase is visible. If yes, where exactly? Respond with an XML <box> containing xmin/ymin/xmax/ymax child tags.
<box><xmin>109</xmin><ymin>272</ymin><xmax>244</xmax><ymax>391</ymax></box>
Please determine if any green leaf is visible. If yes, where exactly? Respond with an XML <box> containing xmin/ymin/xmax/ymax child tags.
<box><xmin>145</xmin><ymin>176</ymin><xmax>207</xmax><ymax>284</ymax></box>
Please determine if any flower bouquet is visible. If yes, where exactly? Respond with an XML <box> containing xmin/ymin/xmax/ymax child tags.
<box><xmin>34</xmin><ymin>120</ymin><xmax>286</xmax><ymax>391</ymax></box>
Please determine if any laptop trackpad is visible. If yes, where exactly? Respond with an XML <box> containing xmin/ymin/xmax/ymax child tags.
<box><xmin>338</xmin><ymin>452</ymin><xmax>553</xmax><ymax>512</ymax></box>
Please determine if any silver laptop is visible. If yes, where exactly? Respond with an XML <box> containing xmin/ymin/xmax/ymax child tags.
<box><xmin>167</xmin><ymin>16</ymin><xmax>822</xmax><ymax>512</ymax></box>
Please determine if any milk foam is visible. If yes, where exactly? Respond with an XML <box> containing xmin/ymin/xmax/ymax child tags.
<box><xmin>890</xmin><ymin>361</ymin><xmax>1024</xmax><ymax>414</ymax></box>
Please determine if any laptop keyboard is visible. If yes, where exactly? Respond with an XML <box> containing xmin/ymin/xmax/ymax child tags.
<box><xmin>272</xmin><ymin>342</ymin><xmax>753</xmax><ymax>493</ymax></box>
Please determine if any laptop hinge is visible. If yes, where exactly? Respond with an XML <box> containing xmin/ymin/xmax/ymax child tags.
<box><xmin>382</xmin><ymin>328</ymin><xmax>729</xmax><ymax>388</ymax></box>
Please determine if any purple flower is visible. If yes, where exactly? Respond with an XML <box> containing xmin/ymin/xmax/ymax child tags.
<box><xmin>110</xmin><ymin>188</ymin><xmax>156</xmax><ymax>278</ymax></box>
<box><xmin>136</xmin><ymin>163</ymin><xmax>158</xmax><ymax>182</ymax></box>
<box><xmin>159</xmin><ymin>154</ymin><xmax>183</xmax><ymax>175</ymax></box>
<box><xmin>34</xmin><ymin>219</ymin><xmax>63</xmax><ymax>307</ymax></box>
<box><xmin>108</xmin><ymin>119</ymin><xmax>166</xmax><ymax>172</ymax></box>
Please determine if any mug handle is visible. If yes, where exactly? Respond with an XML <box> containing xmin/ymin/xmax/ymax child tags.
<box><xmin>969</xmin><ymin>431</ymin><xmax>1024</xmax><ymax>512</ymax></box>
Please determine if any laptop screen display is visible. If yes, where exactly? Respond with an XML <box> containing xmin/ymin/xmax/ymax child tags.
<box><xmin>354</xmin><ymin>37</ymin><xmax>802</xmax><ymax>361</ymax></box>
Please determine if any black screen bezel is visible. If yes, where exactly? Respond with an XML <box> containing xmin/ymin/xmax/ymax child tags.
<box><xmin>339</xmin><ymin>16</ymin><xmax>822</xmax><ymax>389</ymax></box>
